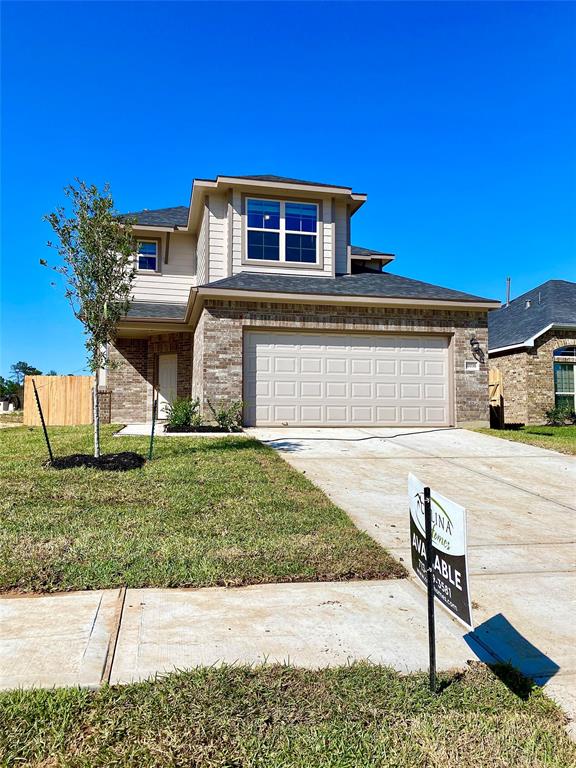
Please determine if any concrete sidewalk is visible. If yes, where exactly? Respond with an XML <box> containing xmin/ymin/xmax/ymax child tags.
<box><xmin>0</xmin><ymin>580</ymin><xmax>489</xmax><ymax>692</ymax></box>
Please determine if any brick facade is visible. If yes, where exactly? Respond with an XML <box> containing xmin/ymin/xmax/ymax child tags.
<box><xmin>490</xmin><ymin>330</ymin><xmax>576</xmax><ymax>424</ymax></box>
<box><xmin>192</xmin><ymin>300</ymin><xmax>490</xmax><ymax>425</ymax></box>
<box><xmin>108</xmin><ymin>333</ymin><xmax>193</xmax><ymax>423</ymax></box>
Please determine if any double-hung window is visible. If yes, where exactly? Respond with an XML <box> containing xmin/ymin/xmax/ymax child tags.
<box><xmin>554</xmin><ymin>346</ymin><xmax>576</xmax><ymax>410</ymax></box>
<box><xmin>246</xmin><ymin>199</ymin><xmax>318</xmax><ymax>264</ymax></box>
<box><xmin>137</xmin><ymin>239</ymin><xmax>159</xmax><ymax>272</ymax></box>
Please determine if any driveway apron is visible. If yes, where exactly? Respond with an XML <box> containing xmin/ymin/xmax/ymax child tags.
<box><xmin>248</xmin><ymin>426</ymin><xmax>576</xmax><ymax>722</ymax></box>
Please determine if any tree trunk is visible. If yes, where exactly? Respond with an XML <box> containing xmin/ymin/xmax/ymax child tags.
<box><xmin>93</xmin><ymin>367</ymin><xmax>101</xmax><ymax>458</ymax></box>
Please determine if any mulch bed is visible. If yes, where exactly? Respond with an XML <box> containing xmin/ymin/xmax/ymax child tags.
<box><xmin>47</xmin><ymin>452</ymin><xmax>146</xmax><ymax>471</ymax></box>
<box><xmin>165</xmin><ymin>425</ymin><xmax>242</xmax><ymax>433</ymax></box>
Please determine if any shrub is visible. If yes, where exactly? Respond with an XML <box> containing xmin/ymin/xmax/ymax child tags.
<box><xmin>545</xmin><ymin>405</ymin><xmax>575</xmax><ymax>426</ymax></box>
<box><xmin>165</xmin><ymin>398</ymin><xmax>202</xmax><ymax>430</ymax></box>
<box><xmin>207</xmin><ymin>399</ymin><xmax>243</xmax><ymax>432</ymax></box>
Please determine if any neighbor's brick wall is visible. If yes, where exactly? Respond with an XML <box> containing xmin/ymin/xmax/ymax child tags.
<box><xmin>489</xmin><ymin>350</ymin><xmax>529</xmax><ymax>424</ymax></box>
<box><xmin>489</xmin><ymin>331</ymin><xmax>576</xmax><ymax>424</ymax></box>
<box><xmin>194</xmin><ymin>300</ymin><xmax>490</xmax><ymax>425</ymax></box>
<box><xmin>108</xmin><ymin>333</ymin><xmax>193</xmax><ymax>423</ymax></box>
<box><xmin>527</xmin><ymin>331</ymin><xmax>576</xmax><ymax>423</ymax></box>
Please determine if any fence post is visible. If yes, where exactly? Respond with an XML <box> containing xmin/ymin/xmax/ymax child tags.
<box><xmin>32</xmin><ymin>378</ymin><xmax>54</xmax><ymax>463</ymax></box>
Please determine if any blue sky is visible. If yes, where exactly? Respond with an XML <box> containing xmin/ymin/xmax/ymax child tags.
<box><xmin>2</xmin><ymin>1</ymin><xmax>575</xmax><ymax>377</ymax></box>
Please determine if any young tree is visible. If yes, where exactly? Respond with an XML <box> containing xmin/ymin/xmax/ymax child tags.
<box><xmin>43</xmin><ymin>180</ymin><xmax>136</xmax><ymax>457</ymax></box>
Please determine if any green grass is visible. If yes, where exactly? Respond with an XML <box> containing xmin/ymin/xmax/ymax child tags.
<box><xmin>476</xmin><ymin>425</ymin><xmax>576</xmax><ymax>455</ymax></box>
<box><xmin>0</xmin><ymin>425</ymin><xmax>403</xmax><ymax>593</ymax></box>
<box><xmin>1</xmin><ymin>663</ymin><xmax>573</xmax><ymax>767</ymax></box>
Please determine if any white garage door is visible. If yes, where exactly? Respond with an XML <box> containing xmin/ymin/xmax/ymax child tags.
<box><xmin>243</xmin><ymin>331</ymin><xmax>451</xmax><ymax>427</ymax></box>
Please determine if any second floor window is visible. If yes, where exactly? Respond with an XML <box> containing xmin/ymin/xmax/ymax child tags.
<box><xmin>137</xmin><ymin>240</ymin><xmax>159</xmax><ymax>271</ymax></box>
<box><xmin>246</xmin><ymin>199</ymin><xmax>318</xmax><ymax>264</ymax></box>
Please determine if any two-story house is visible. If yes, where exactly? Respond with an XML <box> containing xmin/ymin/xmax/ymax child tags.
<box><xmin>105</xmin><ymin>174</ymin><xmax>499</xmax><ymax>427</ymax></box>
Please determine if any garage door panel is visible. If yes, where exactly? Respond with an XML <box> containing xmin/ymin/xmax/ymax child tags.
<box><xmin>244</xmin><ymin>332</ymin><xmax>451</xmax><ymax>427</ymax></box>
<box><xmin>301</xmin><ymin>381</ymin><xmax>322</xmax><ymax>397</ymax></box>
<box><xmin>301</xmin><ymin>406</ymin><xmax>323</xmax><ymax>422</ymax></box>
<box><xmin>351</xmin><ymin>359</ymin><xmax>372</xmax><ymax>375</ymax></box>
<box><xmin>376</xmin><ymin>382</ymin><xmax>396</xmax><ymax>398</ymax></box>
<box><xmin>376</xmin><ymin>360</ymin><xmax>397</xmax><ymax>375</ymax></box>
<box><xmin>400</xmin><ymin>383</ymin><xmax>421</xmax><ymax>399</ymax></box>
<box><xmin>351</xmin><ymin>382</ymin><xmax>372</xmax><ymax>398</ymax></box>
<box><xmin>301</xmin><ymin>358</ymin><xmax>321</xmax><ymax>374</ymax></box>
<box><xmin>326</xmin><ymin>358</ymin><xmax>347</xmax><ymax>374</ymax></box>
<box><xmin>400</xmin><ymin>360</ymin><xmax>421</xmax><ymax>376</ymax></box>
<box><xmin>424</xmin><ymin>360</ymin><xmax>445</xmax><ymax>376</ymax></box>
<box><xmin>274</xmin><ymin>381</ymin><xmax>297</xmax><ymax>397</ymax></box>
<box><xmin>425</xmin><ymin>383</ymin><xmax>446</xmax><ymax>399</ymax></box>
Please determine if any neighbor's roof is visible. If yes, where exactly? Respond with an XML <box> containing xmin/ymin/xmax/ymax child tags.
<box><xmin>125</xmin><ymin>302</ymin><xmax>187</xmax><ymax>320</ymax></box>
<box><xmin>488</xmin><ymin>279</ymin><xmax>576</xmax><ymax>352</ymax></box>
<box><xmin>200</xmin><ymin>271</ymin><xmax>498</xmax><ymax>304</ymax></box>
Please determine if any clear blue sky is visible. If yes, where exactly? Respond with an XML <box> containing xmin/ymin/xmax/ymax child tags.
<box><xmin>2</xmin><ymin>1</ymin><xmax>575</xmax><ymax>377</ymax></box>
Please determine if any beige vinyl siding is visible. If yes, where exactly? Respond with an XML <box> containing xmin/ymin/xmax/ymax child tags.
<box><xmin>230</xmin><ymin>193</ymin><xmax>337</xmax><ymax>278</ymax></box>
<box><xmin>131</xmin><ymin>232</ymin><xmax>196</xmax><ymax>304</ymax></box>
<box><xmin>231</xmin><ymin>189</ymin><xmax>243</xmax><ymax>274</ymax></box>
<box><xmin>208</xmin><ymin>193</ymin><xmax>227</xmax><ymax>281</ymax></box>
<box><xmin>323</xmin><ymin>198</ymin><xmax>335</xmax><ymax>277</ymax></box>
<box><xmin>196</xmin><ymin>201</ymin><xmax>208</xmax><ymax>285</ymax></box>
<box><xmin>334</xmin><ymin>200</ymin><xmax>348</xmax><ymax>274</ymax></box>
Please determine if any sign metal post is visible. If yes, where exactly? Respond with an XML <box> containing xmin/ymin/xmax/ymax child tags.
<box><xmin>32</xmin><ymin>378</ymin><xmax>54</xmax><ymax>463</ymax></box>
<box><xmin>424</xmin><ymin>486</ymin><xmax>436</xmax><ymax>693</ymax></box>
<box><xmin>148</xmin><ymin>396</ymin><xmax>158</xmax><ymax>461</ymax></box>
<box><xmin>408</xmin><ymin>473</ymin><xmax>473</xmax><ymax>694</ymax></box>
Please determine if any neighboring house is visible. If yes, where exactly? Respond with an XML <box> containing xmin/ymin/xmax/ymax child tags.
<box><xmin>488</xmin><ymin>280</ymin><xmax>576</xmax><ymax>424</ymax></box>
<box><xmin>105</xmin><ymin>174</ymin><xmax>500</xmax><ymax>427</ymax></box>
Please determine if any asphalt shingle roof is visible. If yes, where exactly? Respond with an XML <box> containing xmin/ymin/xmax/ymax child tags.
<box><xmin>201</xmin><ymin>271</ymin><xmax>496</xmax><ymax>303</ymax></box>
<box><xmin>350</xmin><ymin>245</ymin><xmax>393</xmax><ymax>257</ymax></box>
<box><xmin>120</xmin><ymin>206</ymin><xmax>189</xmax><ymax>227</ymax></box>
<box><xmin>229</xmin><ymin>174</ymin><xmax>352</xmax><ymax>189</ymax></box>
<box><xmin>488</xmin><ymin>279</ymin><xmax>576</xmax><ymax>350</ymax></box>
<box><xmin>125</xmin><ymin>302</ymin><xmax>187</xmax><ymax>320</ymax></box>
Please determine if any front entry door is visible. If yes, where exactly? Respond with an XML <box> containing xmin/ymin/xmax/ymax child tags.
<box><xmin>158</xmin><ymin>354</ymin><xmax>177</xmax><ymax>419</ymax></box>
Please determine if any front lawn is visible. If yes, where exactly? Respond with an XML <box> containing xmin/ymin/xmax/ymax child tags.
<box><xmin>476</xmin><ymin>425</ymin><xmax>576</xmax><ymax>455</ymax></box>
<box><xmin>0</xmin><ymin>426</ymin><xmax>403</xmax><ymax>592</ymax></box>
<box><xmin>1</xmin><ymin>663</ymin><xmax>573</xmax><ymax>767</ymax></box>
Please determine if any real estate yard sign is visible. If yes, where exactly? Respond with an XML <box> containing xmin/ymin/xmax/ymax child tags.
<box><xmin>408</xmin><ymin>473</ymin><xmax>473</xmax><ymax>630</ymax></box>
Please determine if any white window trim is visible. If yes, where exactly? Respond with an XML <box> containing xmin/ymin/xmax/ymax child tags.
<box><xmin>554</xmin><ymin>355</ymin><xmax>576</xmax><ymax>408</ymax></box>
<box><xmin>136</xmin><ymin>238</ymin><xmax>161</xmax><ymax>273</ymax></box>
<box><xmin>245</xmin><ymin>198</ymin><xmax>319</xmax><ymax>265</ymax></box>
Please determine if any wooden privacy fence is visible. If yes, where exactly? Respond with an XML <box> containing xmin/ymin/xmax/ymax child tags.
<box><xmin>24</xmin><ymin>375</ymin><xmax>94</xmax><ymax>426</ymax></box>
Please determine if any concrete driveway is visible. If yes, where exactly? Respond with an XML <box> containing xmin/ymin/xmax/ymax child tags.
<box><xmin>249</xmin><ymin>426</ymin><xmax>576</xmax><ymax>717</ymax></box>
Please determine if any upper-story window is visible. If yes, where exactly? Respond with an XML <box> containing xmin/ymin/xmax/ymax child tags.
<box><xmin>137</xmin><ymin>239</ymin><xmax>160</xmax><ymax>271</ymax></box>
<box><xmin>246</xmin><ymin>198</ymin><xmax>318</xmax><ymax>264</ymax></box>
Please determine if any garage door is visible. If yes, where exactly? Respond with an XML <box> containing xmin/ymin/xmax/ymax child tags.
<box><xmin>243</xmin><ymin>331</ymin><xmax>451</xmax><ymax>427</ymax></box>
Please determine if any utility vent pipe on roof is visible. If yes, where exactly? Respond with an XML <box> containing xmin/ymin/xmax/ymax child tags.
<box><xmin>526</xmin><ymin>300</ymin><xmax>531</xmax><ymax>309</ymax></box>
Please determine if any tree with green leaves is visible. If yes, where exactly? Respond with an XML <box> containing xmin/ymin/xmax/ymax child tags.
<box><xmin>43</xmin><ymin>180</ymin><xmax>136</xmax><ymax>457</ymax></box>
<box><xmin>0</xmin><ymin>376</ymin><xmax>19</xmax><ymax>399</ymax></box>
<box><xmin>10</xmin><ymin>361</ymin><xmax>42</xmax><ymax>385</ymax></box>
